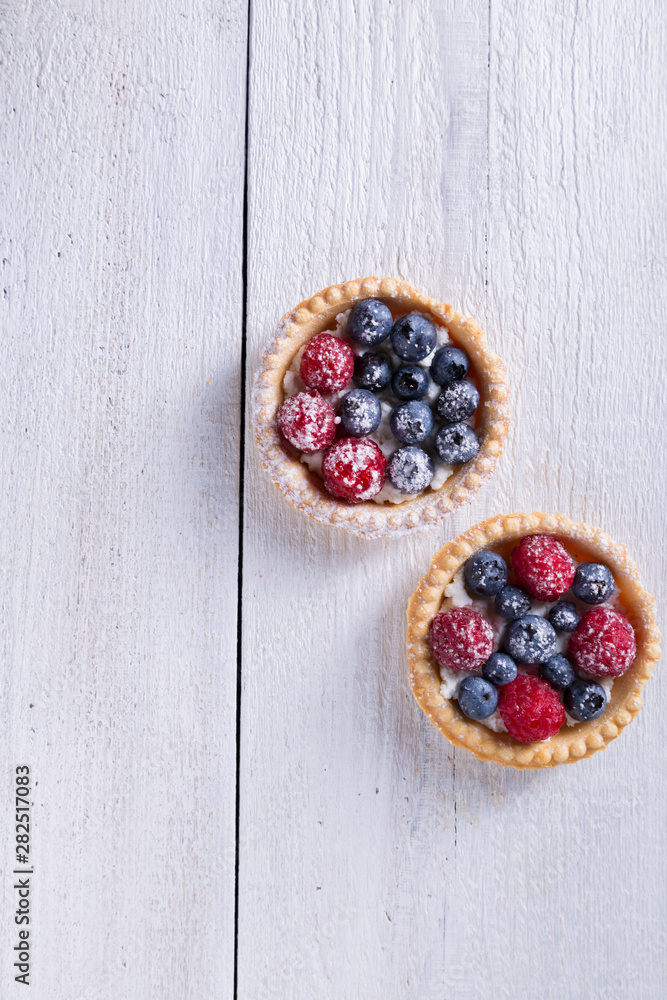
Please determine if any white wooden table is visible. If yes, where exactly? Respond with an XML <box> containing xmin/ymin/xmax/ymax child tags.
<box><xmin>2</xmin><ymin>1</ymin><xmax>666</xmax><ymax>997</ymax></box>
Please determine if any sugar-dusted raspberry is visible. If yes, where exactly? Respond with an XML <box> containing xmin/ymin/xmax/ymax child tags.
<box><xmin>568</xmin><ymin>607</ymin><xmax>636</xmax><ymax>677</ymax></box>
<box><xmin>300</xmin><ymin>333</ymin><xmax>354</xmax><ymax>394</ymax></box>
<box><xmin>321</xmin><ymin>436</ymin><xmax>386</xmax><ymax>502</ymax></box>
<box><xmin>498</xmin><ymin>675</ymin><xmax>565</xmax><ymax>742</ymax></box>
<box><xmin>510</xmin><ymin>535</ymin><xmax>576</xmax><ymax>601</ymax></box>
<box><xmin>277</xmin><ymin>391</ymin><xmax>336</xmax><ymax>453</ymax></box>
<box><xmin>430</xmin><ymin>607</ymin><xmax>494</xmax><ymax>672</ymax></box>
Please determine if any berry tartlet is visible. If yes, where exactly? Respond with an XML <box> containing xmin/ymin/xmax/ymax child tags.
<box><xmin>253</xmin><ymin>277</ymin><xmax>509</xmax><ymax>537</ymax></box>
<box><xmin>407</xmin><ymin>513</ymin><xmax>660</xmax><ymax>768</ymax></box>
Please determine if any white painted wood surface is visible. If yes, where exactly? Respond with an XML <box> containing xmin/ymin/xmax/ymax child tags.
<box><xmin>2</xmin><ymin>0</ymin><xmax>666</xmax><ymax>998</ymax></box>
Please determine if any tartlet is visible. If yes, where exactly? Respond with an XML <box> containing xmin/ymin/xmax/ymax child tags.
<box><xmin>252</xmin><ymin>277</ymin><xmax>509</xmax><ymax>538</ymax></box>
<box><xmin>407</xmin><ymin>513</ymin><xmax>660</xmax><ymax>768</ymax></box>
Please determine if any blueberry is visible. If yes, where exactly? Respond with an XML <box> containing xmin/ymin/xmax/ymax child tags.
<box><xmin>457</xmin><ymin>676</ymin><xmax>498</xmax><ymax>721</ymax></box>
<box><xmin>494</xmin><ymin>584</ymin><xmax>532</xmax><ymax>621</ymax></box>
<box><xmin>504</xmin><ymin>615</ymin><xmax>557</xmax><ymax>664</ymax></box>
<box><xmin>564</xmin><ymin>678</ymin><xmax>608</xmax><ymax>722</ymax></box>
<box><xmin>571</xmin><ymin>563</ymin><xmax>615</xmax><ymax>605</ymax></box>
<box><xmin>539</xmin><ymin>654</ymin><xmax>576</xmax><ymax>690</ymax></box>
<box><xmin>389</xmin><ymin>312</ymin><xmax>437</xmax><ymax>362</ymax></box>
<box><xmin>434</xmin><ymin>422</ymin><xmax>480</xmax><ymax>465</ymax></box>
<box><xmin>482</xmin><ymin>653</ymin><xmax>518</xmax><ymax>686</ymax></box>
<box><xmin>431</xmin><ymin>346</ymin><xmax>470</xmax><ymax>385</ymax></box>
<box><xmin>338</xmin><ymin>390</ymin><xmax>382</xmax><ymax>437</ymax></box>
<box><xmin>391</xmin><ymin>365</ymin><xmax>430</xmax><ymax>401</ymax></box>
<box><xmin>389</xmin><ymin>401</ymin><xmax>434</xmax><ymax>444</ymax></box>
<box><xmin>347</xmin><ymin>298</ymin><xmax>393</xmax><ymax>347</ymax></box>
<box><xmin>435</xmin><ymin>379</ymin><xmax>479</xmax><ymax>422</ymax></box>
<box><xmin>548</xmin><ymin>601</ymin><xmax>580</xmax><ymax>632</ymax></box>
<box><xmin>464</xmin><ymin>550</ymin><xmax>508</xmax><ymax>596</ymax></box>
<box><xmin>387</xmin><ymin>446</ymin><xmax>434</xmax><ymax>493</ymax></box>
<box><xmin>352</xmin><ymin>352</ymin><xmax>392</xmax><ymax>392</ymax></box>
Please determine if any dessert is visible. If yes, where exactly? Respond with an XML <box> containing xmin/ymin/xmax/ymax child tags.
<box><xmin>407</xmin><ymin>513</ymin><xmax>660</xmax><ymax>768</ymax></box>
<box><xmin>253</xmin><ymin>277</ymin><xmax>509</xmax><ymax>538</ymax></box>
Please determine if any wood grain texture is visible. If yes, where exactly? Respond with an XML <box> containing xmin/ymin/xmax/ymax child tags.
<box><xmin>241</xmin><ymin>1</ymin><xmax>667</xmax><ymax>999</ymax></box>
<box><xmin>0</xmin><ymin>3</ymin><xmax>247</xmax><ymax>997</ymax></box>
<box><xmin>3</xmin><ymin>0</ymin><xmax>666</xmax><ymax>997</ymax></box>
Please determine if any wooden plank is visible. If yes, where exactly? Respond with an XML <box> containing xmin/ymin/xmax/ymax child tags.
<box><xmin>240</xmin><ymin>1</ymin><xmax>491</xmax><ymax>997</ymax></box>
<box><xmin>0</xmin><ymin>4</ymin><xmax>247</xmax><ymax>997</ymax></box>
<box><xmin>240</xmin><ymin>0</ymin><xmax>667</xmax><ymax>998</ymax></box>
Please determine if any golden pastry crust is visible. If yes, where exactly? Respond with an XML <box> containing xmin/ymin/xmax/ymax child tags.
<box><xmin>407</xmin><ymin>513</ymin><xmax>661</xmax><ymax>768</ymax></box>
<box><xmin>252</xmin><ymin>277</ymin><xmax>509</xmax><ymax>538</ymax></box>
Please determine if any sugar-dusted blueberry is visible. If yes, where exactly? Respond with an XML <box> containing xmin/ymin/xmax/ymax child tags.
<box><xmin>391</xmin><ymin>365</ymin><xmax>430</xmax><ymax>401</ymax></box>
<box><xmin>464</xmin><ymin>550</ymin><xmax>508</xmax><ymax>596</ymax></box>
<box><xmin>539</xmin><ymin>653</ymin><xmax>576</xmax><ymax>690</ymax></box>
<box><xmin>338</xmin><ymin>389</ymin><xmax>382</xmax><ymax>437</ymax></box>
<box><xmin>548</xmin><ymin>601</ymin><xmax>580</xmax><ymax>632</ymax></box>
<box><xmin>482</xmin><ymin>653</ymin><xmax>518</xmax><ymax>686</ymax></box>
<box><xmin>347</xmin><ymin>298</ymin><xmax>393</xmax><ymax>347</ymax></box>
<box><xmin>390</xmin><ymin>312</ymin><xmax>437</xmax><ymax>362</ymax></box>
<box><xmin>389</xmin><ymin>400</ymin><xmax>434</xmax><ymax>444</ymax></box>
<box><xmin>572</xmin><ymin>562</ymin><xmax>615</xmax><ymax>605</ymax></box>
<box><xmin>431</xmin><ymin>345</ymin><xmax>470</xmax><ymax>385</ymax></box>
<box><xmin>435</xmin><ymin>379</ymin><xmax>479</xmax><ymax>422</ymax></box>
<box><xmin>352</xmin><ymin>351</ymin><xmax>392</xmax><ymax>392</ymax></box>
<box><xmin>494</xmin><ymin>584</ymin><xmax>532</xmax><ymax>621</ymax></box>
<box><xmin>434</xmin><ymin>422</ymin><xmax>480</xmax><ymax>465</ymax></box>
<box><xmin>563</xmin><ymin>678</ymin><xmax>608</xmax><ymax>722</ymax></box>
<box><xmin>457</xmin><ymin>676</ymin><xmax>499</xmax><ymax>720</ymax></box>
<box><xmin>504</xmin><ymin>614</ymin><xmax>557</xmax><ymax>665</ymax></box>
<box><xmin>387</xmin><ymin>446</ymin><xmax>434</xmax><ymax>493</ymax></box>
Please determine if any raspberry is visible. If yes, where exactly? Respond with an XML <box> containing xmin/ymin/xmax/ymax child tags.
<box><xmin>277</xmin><ymin>391</ymin><xmax>337</xmax><ymax>453</ymax></box>
<box><xmin>430</xmin><ymin>607</ymin><xmax>494</xmax><ymax>672</ymax></box>
<box><xmin>321</xmin><ymin>437</ymin><xmax>386</xmax><ymax>502</ymax></box>
<box><xmin>498</xmin><ymin>675</ymin><xmax>565</xmax><ymax>742</ymax></box>
<box><xmin>568</xmin><ymin>607</ymin><xmax>636</xmax><ymax>677</ymax></box>
<box><xmin>300</xmin><ymin>333</ymin><xmax>354</xmax><ymax>394</ymax></box>
<box><xmin>510</xmin><ymin>535</ymin><xmax>576</xmax><ymax>601</ymax></box>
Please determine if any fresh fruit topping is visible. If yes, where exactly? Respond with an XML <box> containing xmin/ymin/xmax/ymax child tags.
<box><xmin>390</xmin><ymin>312</ymin><xmax>437</xmax><ymax>361</ymax></box>
<box><xmin>389</xmin><ymin>400</ymin><xmax>434</xmax><ymax>444</ymax></box>
<box><xmin>300</xmin><ymin>333</ymin><xmax>354</xmax><ymax>393</ymax></box>
<box><xmin>548</xmin><ymin>601</ymin><xmax>580</xmax><ymax>632</ymax></box>
<box><xmin>510</xmin><ymin>535</ymin><xmax>576</xmax><ymax>601</ymax></box>
<box><xmin>498</xmin><ymin>675</ymin><xmax>565</xmax><ymax>742</ymax></box>
<box><xmin>434</xmin><ymin>422</ymin><xmax>480</xmax><ymax>465</ymax></box>
<box><xmin>494</xmin><ymin>584</ymin><xmax>532</xmax><ymax>621</ymax></box>
<box><xmin>391</xmin><ymin>364</ymin><xmax>430</xmax><ymax>401</ymax></box>
<box><xmin>572</xmin><ymin>562</ymin><xmax>615</xmax><ymax>605</ymax></box>
<box><xmin>464</xmin><ymin>550</ymin><xmax>508</xmax><ymax>596</ymax></box>
<box><xmin>435</xmin><ymin>379</ymin><xmax>479</xmax><ymax>422</ymax></box>
<box><xmin>387</xmin><ymin>446</ymin><xmax>434</xmax><ymax>493</ymax></box>
<box><xmin>431</xmin><ymin>346</ymin><xmax>470</xmax><ymax>385</ymax></box>
<box><xmin>347</xmin><ymin>299</ymin><xmax>393</xmax><ymax>347</ymax></box>
<box><xmin>337</xmin><ymin>389</ymin><xmax>382</xmax><ymax>437</ymax></box>
<box><xmin>277</xmin><ymin>391</ymin><xmax>337</xmax><ymax>453</ymax></box>
<box><xmin>568</xmin><ymin>607</ymin><xmax>636</xmax><ymax>677</ymax></box>
<box><xmin>504</xmin><ymin>614</ymin><xmax>557</xmax><ymax>664</ymax></box>
<box><xmin>563</xmin><ymin>678</ymin><xmax>608</xmax><ymax>721</ymax></box>
<box><xmin>457</xmin><ymin>676</ymin><xmax>499</xmax><ymax>720</ymax></box>
<box><xmin>482</xmin><ymin>652</ymin><xmax>518</xmax><ymax>686</ymax></box>
<box><xmin>321</xmin><ymin>437</ymin><xmax>386</xmax><ymax>502</ymax></box>
<box><xmin>431</xmin><ymin>607</ymin><xmax>494</xmax><ymax>672</ymax></box>
<box><xmin>352</xmin><ymin>351</ymin><xmax>392</xmax><ymax>392</ymax></box>
<box><xmin>539</xmin><ymin>653</ymin><xmax>576</xmax><ymax>690</ymax></box>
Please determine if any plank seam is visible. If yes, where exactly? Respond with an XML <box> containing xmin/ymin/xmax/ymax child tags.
<box><xmin>234</xmin><ymin>1</ymin><xmax>252</xmax><ymax>996</ymax></box>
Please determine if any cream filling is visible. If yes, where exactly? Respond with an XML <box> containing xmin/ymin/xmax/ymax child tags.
<box><xmin>438</xmin><ymin>568</ymin><xmax>618</xmax><ymax>736</ymax></box>
<box><xmin>282</xmin><ymin>312</ymin><xmax>454</xmax><ymax>504</ymax></box>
